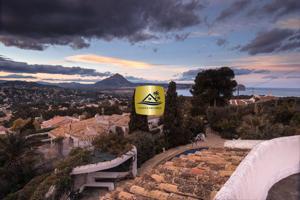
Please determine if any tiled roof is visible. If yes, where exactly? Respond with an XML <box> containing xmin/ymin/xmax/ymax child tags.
<box><xmin>49</xmin><ymin>117</ymin><xmax>106</xmax><ymax>141</ymax></box>
<box><xmin>41</xmin><ymin>116</ymin><xmax>78</xmax><ymax>128</ymax></box>
<box><xmin>95</xmin><ymin>113</ymin><xmax>130</xmax><ymax>127</ymax></box>
<box><xmin>0</xmin><ymin>125</ymin><xmax>7</xmax><ymax>133</ymax></box>
<box><xmin>101</xmin><ymin>148</ymin><xmax>248</xmax><ymax>200</ymax></box>
<box><xmin>49</xmin><ymin>114</ymin><xmax>129</xmax><ymax>141</ymax></box>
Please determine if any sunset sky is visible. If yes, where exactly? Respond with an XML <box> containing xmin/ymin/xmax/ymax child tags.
<box><xmin>0</xmin><ymin>0</ymin><xmax>299</xmax><ymax>88</ymax></box>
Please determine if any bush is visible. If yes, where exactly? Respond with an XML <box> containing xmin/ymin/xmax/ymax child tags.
<box><xmin>290</xmin><ymin>112</ymin><xmax>300</xmax><ymax>127</ymax></box>
<box><xmin>30</xmin><ymin>148</ymin><xmax>91</xmax><ymax>200</ymax></box>
<box><xmin>206</xmin><ymin>106</ymin><xmax>241</xmax><ymax>139</ymax></box>
<box><xmin>92</xmin><ymin>134</ymin><xmax>132</xmax><ymax>157</ymax></box>
<box><xmin>4</xmin><ymin>174</ymin><xmax>49</xmax><ymax>200</ymax></box>
<box><xmin>0</xmin><ymin>111</ymin><xmax>6</xmax><ymax>118</ymax></box>
<box><xmin>127</xmin><ymin>131</ymin><xmax>157</xmax><ymax>167</ymax></box>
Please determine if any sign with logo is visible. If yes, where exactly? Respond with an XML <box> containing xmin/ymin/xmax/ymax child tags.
<box><xmin>135</xmin><ymin>85</ymin><xmax>165</xmax><ymax>116</ymax></box>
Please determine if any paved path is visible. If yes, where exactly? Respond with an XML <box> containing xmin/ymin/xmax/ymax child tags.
<box><xmin>137</xmin><ymin>133</ymin><xmax>225</xmax><ymax>176</ymax></box>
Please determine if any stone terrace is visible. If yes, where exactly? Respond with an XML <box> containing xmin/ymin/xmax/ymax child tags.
<box><xmin>100</xmin><ymin>148</ymin><xmax>248</xmax><ymax>200</ymax></box>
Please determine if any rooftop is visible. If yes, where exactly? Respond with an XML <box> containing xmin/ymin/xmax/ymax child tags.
<box><xmin>101</xmin><ymin>148</ymin><xmax>248</xmax><ymax>200</ymax></box>
<box><xmin>41</xmin><ymin>116</ymin><xmax>78</xmax><ymax>129</ymax></box>
<box><xmin>49</xmin><ymin>114</ymin><xmax>130</xmax><ymax>141</ymax></box>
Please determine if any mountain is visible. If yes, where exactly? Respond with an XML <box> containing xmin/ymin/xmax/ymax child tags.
<box><xmin>0</xmin><ymin>74</ymin><xmax>191</xmax><ymax>91</ymax></box>
<box><xmin>0</xmin><ymin>80</ymin><xmax>59</xmax><ymax>89</ymax></box>
<box><xmin>94</xmin><ymin>73</ymin><xmax>134</xmax><ymax>88</ymax></box>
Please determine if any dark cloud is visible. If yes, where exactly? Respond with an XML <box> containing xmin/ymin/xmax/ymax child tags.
<box><xmin>0</xmin><ymin>74</ymin><xmax>36</xmax><ymax>79</ymax></box>
<box><xmin>216</xmin><ymin>38</ymin><xmax>227</xmax><ymax>46</ymax></box>
<box><xmin>43</xmin><ymin>78</ymin><xmax>101</xmax><ymax>83</ymax></box>
<box><xmin>177</xmin><ymin>67</ymin><xmax>270</xmax><ymax>81</ymax></box>
<box><xmin>262</xmin><ymin>0</ymin><xmax>300</xmax><ymax>17</ymax></box>
<box><xmin>175</xmin><ymin>33</ymin><xmax>191</xmax><ymax>41</ymax></box>
<box><xmin>241</xmin><ymin>28</ymin><xmax>300</xmax><ymax>55</ymax></box>
<box><xmin>0</xmin><ymin>56</ymin><xmax>112</xmax><ymax>77</ymax></box>
<box><xmin>246</xmin><ymin>0</ymin><xmax>300</xmax><ymax>21</ymax></box>
<box><xmin>0</xmin><ymin>0</ymin><xmax>202</xmax><ymax>50</ymax></box>
<box><xmin>216</xmin><ymin>0</ymin><xmax>252</xmax><ymax>22</ymax></box>
<box><xmin>44</xmin><ymin>75</ymin><xmax>157</xmax><ymax>83</ymax></box>
<box><xmin>125</xmin><ymin>76</ymin><xmax>156</xmax><ymax>83</ymax></box>
<box><xmin>262</xmin><ymin>75</ymin><xmax>279</xmax><ymax>79</ymax></box>
<box><xmin>286</xmin><ymin>75</ymin><xmax>300</xmax><ymax>79</ymax></box>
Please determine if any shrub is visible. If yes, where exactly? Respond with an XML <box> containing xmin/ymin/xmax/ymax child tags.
<box><xmin>290</xmin><ymin>112</ymin><xmax>300</xmax><ymax>127</ymax></box>
<box><xmin>3</xmin><ymin>174</ymin><xmax>49</xmax><ymax>200</ymax></box>
<box><xmin>206</xmin><ymin>106</ymin><xmax>241</xmax><ymax>139</ymax></box>
<box><xmin>92</xmin><ymin>134</ymin><xmax>132</xmax><ymax>157</ymax></box>
<box><xmin>30</xmin><ymin>148</ymin><xmax>91</xmax><ymax>200</ymax></box>
<box><xmin>127</xmin><ymin>131</ymin><xmax>157</xmax><ymax>167</ymax></box>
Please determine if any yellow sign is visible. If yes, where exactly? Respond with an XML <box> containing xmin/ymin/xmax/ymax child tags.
<box><xmin>135</xmin><ymin>85</ymin><xmax>165</xmax><ymax>116</ymax></box>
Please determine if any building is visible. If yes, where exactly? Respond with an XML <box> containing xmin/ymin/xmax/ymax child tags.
<box><xmin>0</xmin><ymin>126</ymin><xmax>7</xmax><ymax>135</ymax></box>
<box><xmin>101</xmin><ymin>148</ymin><xmax>248</xmax><ymax>200</ymax></box>
<box><xmin>41</xmin><ymin>116</ymin><xmax>79</xmax><ymax>129</ymax></box>
<box><xmin>72</xmin><ymin>146</ymin><xmax>137</xmax><ymax>192</ymax></box>
<box><xmin>230</xmin><ymin>95</ymin><xmax>277</xmax><ymax>106</ymax></box>
<box><xmin>48</xmin><ymin>113</ymin><xmax>130</xmax><ymax>149</ymax></box>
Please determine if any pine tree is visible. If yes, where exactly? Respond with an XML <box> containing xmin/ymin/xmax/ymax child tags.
<box><xmin>129</xmin><ymin>90</ymin><xmax>149</xmax><ymax>133</ymax></box>
<box><xmin>163</xmin><ymin>81</ymin><xmax>186</xmax><ymax>148</ymax></box>
<box><xmin>190</xmin><ymin>67</ymin><xmax>237</xmax><ymax>116</ymax></box>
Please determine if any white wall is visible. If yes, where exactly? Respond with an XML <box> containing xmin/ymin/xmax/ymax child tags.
<box><xmin>215</xmin><ymin>135</ymin><xmax>300</xmax><ymax>200</ymax></box>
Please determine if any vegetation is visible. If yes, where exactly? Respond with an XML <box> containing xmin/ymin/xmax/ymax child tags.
<box><xmin>30</xmin><ymin>148</ymin><xmax>91</xmax><ymax>200</ymax></box>
<box><xmin>3</xmin><ymin>174</ymin><xmax>49</xmax><ymax>200</ymax></box>
<box><xmin>129</xmin><ymin>91</ymin><xmax>149</xmax><ymax>133</ymax></box>
<box><xmin>92</xmin><ymin>133</ymin><xmax>132</xmax><ymax>157</ymax></box>
<box><xmin>0</xmin><ymin>132</ymin><xmax>40</xmax><ymax>199</ymax></box>
<box><xmin>190</xmin><ymin>67</ymin><xmax>237</xmax><ymax>116</ymax></box>
<box><xmin>207</xmin><ymin>98</ymin><xmax>300</xmax><ymax>139</ymax></box>
<box><xmin>164</xmin><ymin>81</ymin><xmax>189</xmax><ymax>148</ymax></box>
<box><xmin>0</xmin><ymin>111</ymin><xmax>6</xmax><ymax>118</ymax></box>
<box><xmin>128</xmin><ymin>131</ymin><xmax>162</xmax><ymax>167</ymax></box>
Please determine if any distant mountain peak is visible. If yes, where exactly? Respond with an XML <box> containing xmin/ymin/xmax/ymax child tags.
<box><xmin>94</xmin><ymin>73</ymin><xmax>133</xmax><ymax>88</ymax></box>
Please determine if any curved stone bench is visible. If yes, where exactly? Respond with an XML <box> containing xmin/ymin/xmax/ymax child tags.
<box><xmin>215</xmin><ymin>135</ymin><xmax>300</xmax><ymax>200</ymax></box>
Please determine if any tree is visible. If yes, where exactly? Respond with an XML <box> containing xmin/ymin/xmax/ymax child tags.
<box><xmin>129</xmin><ymin>90</ymin><xmax>149</xmax><ymax>133</ymax></box>
<box><xmin>0</xmin><ymin>132</ymin><xmax>39</xmax><ymax>198</ymax></box>
<box><xmin>163</xmin><ymin>81</ymin><xmax>187</xmax><ymax>148</ymax></box>
<box><xmin>190</xmin><ymin>67</ymin><xmax>237</xmax><ymax>116</ymax></box>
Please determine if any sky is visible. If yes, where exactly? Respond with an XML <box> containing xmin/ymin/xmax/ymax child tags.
<box><xmin>0</xmin><ymin>0</ymin><xmax>299</xmax><ymax>88</ymax></box>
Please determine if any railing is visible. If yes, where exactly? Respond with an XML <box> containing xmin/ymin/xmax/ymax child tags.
<box><xmin>215</xmin><ymin>135</ymin><xmax>300</xmax><ymax>200</ymax></box>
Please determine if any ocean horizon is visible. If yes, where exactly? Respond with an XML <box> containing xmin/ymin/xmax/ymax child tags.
<box><xmin>177</xmin><ymin>87</ymin><xmax>300</xmax><ymax>97</ymax></box>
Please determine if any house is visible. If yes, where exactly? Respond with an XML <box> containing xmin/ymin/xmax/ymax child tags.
<box><xmin>148</xmin><ymin>116</ymin><xmax>160</xmax><ymax>130</ymax></box>
<box><xmin>95</xmin><ymin>113</ymin><xmax>130</xmax><ymax>135</ymax></box>
<box><xmin>0</xmin><ymin>126</ymin><xmax>7</xmax><ymax>135</ymax></box>
<box><xmin>101</xmin><ymin>148</ymin><xmax>248</xmax><ymax>200</ymax></box>
<box><xmin>72</xmin><ymin>146</ymin><xmax>137</xmax><ymax>192</ymax></box>
<box><xmin>230</xmin><ymin>95</ymin><xmax>277</xmax><ymax>106</ymax></box>
<box><xmin>41</xmin><ymin>116</ymin><xmax>79</xmax><ymax>129</ymax></box>
<box><xmin>229</xmin><ymin>98</ymin><xmax>255</xmax><ymax>106</ymax></box>
<box><xmin>48</xmin><ymin>113</ymin><xmax>130</xmax><ymax>149</ymax></box>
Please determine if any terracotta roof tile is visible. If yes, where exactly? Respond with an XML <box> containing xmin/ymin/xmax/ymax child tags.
<box><xmin>101</xmin><ymin>148</ymin><xmax>248</xmax><ymax>200</ymax></box>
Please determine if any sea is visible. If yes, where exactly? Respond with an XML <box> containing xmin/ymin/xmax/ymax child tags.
<box><xmin>177</xmin><ymin>88</ymin><xmax>300</xmax><ymax>97</ymax></box>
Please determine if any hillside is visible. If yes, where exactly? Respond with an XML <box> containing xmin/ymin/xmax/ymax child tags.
<box><xmin>94</xmin><ymin>73</ymin><xmax>134</xmax><ymax>88</ymax></box>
